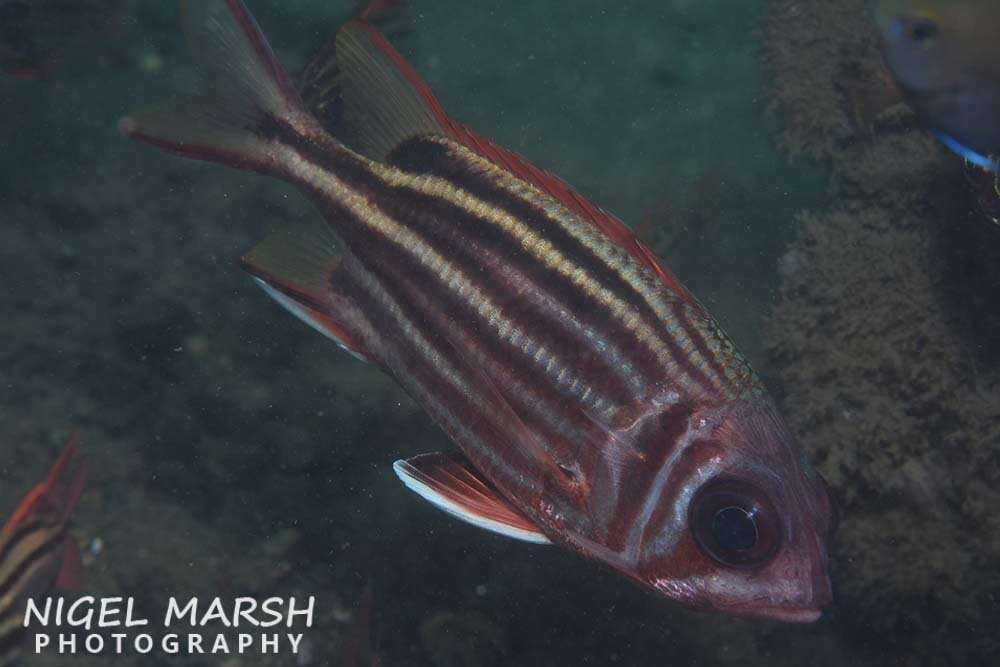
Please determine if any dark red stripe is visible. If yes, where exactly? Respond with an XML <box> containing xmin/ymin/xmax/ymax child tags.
<box><xmin>369</xmin><ymin>186</ymin><xmax>647</xmax><ymax>403</ymax></box>
<box><xmin>0</xmin><ymin>521</ymin><xmax>65</xmax><ymax>604</ymax></box>
<box><xmin>671</xmin><ymin>300</ymin><xmax>730</xmax><ymax>394</ymax></box>
<box><xmin>0</xmin><ymin>518</ymin><xmax>45</xmax><ymax>566</ymax></box>
<box><xmin>264</xmin><ymin>119</ymin><xmax>646</xmax><ymax>406</ymax></box>
<box><xmin>388</xmin><ymin>137</ymin><xmax>700</xmax><ymax>369</ymax></box>
<box><xmin>335</xmin><ymin>257</ymin><xmax>549</xmax><ymax>491</ymax></box>
<box><xmin>270</xmin><ymin>127</ymin><xmax>673</xmax><ymax>390</ymax></box>
<box><xmin>268</xmin><ymin>121</ymin><xmax>723</xmax><ymax>402</ymax></box>
<box><xmin>334</xmin><ymin>208</ymin><xmax>602</xmax><ymax>443</ymax></box>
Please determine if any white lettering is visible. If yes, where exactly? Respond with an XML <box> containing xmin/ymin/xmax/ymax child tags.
<box><xmin>286</xmin><ymin>596</ymin><xmax>315</xmax><ymax>628</ymax></box>
<box><xmin>233</xmin><ymin>597</ymin><xmax>259</xmax><ymax>626</ymax></box>
<box><xmin>98</xmin><ymin>597</ymin><xmax>121</xmax><ymax>627</ymax></box>
<box><xmin>85</xmin><ymin>633</ymin><xmax>104</xmax><ymax>654</ymax></box>
<box><xmin>23</xmin><ymin>598</ymin><xmax>51</xmax><ymax>627</ymax></box>
<box><xmin>201</xmin><ymin>598</ymin><xmax>230</xmax><ymax>627</ymax></box>
<box><xmin>212</xmin><ymin>633</ymin><xmax>230</xmax><ymax>653</ymax></box>
<box><xmin>58</xmin><ymin>633</ymin><xmax>75</xmax><ymax>653</ymax></box>
<box><xmin>135</xmin><ymin>634</ymin><xmax>153</xmax><ymax>654</ymax></box>
<box><xmin>66</xmin><ymin>596</ymin><xmax>95</xmax><ymax>628</ymax></box>
<box><xmin>260</xmin><ymin>597</ymin><xmax>283</xmax><ymax>628</ymax></box>
<box><xmin>165</xmin><ymin>597</ymin><xmax>198</xmax><ymax>626</ymax></box>
<box><xmin>125</xmin><ymin>597</ymin><xmax>148</xmax><ymax>626</ymax></box>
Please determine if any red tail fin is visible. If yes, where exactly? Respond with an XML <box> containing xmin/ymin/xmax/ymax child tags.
<box><xmin>120</xmin><ymin>0</ymin><xmax>323</xmax><ymax>172</ymax></box>
<box><xmin>3</xmin><ymin>432</ymin><xmax>86</xmax><ymax>534</ymax></box>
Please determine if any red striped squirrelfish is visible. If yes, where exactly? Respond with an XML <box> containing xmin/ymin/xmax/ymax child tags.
<box><xmin>0</xmin><ymin>434</ymin><xmax>86</xmax><ymax>665</ymax></box>
<box><xmin>123</xmin><ymin>0</ymin><xmax>835</xmax><ymax>622</ymax></box>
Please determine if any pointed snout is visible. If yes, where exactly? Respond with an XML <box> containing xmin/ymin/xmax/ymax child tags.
<box><xmin>725</xmin><ymin>531</ymin><xmax>834</xmax><ymax>623</ymax></box>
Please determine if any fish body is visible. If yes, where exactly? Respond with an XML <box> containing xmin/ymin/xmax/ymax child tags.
<box><xmin>875</xmin><ymin>0</ymin><xmax>1000</xmax><ymax>171</ymax></box>
<box><xmin>0</xmin><ymin>434</ymin><xmax>85</xmax><ymax>665</ymax></box>
<box><xmin>125</xmin><ymin>0</ymin><xmax>834</xmax><ymax>622</ymax></box>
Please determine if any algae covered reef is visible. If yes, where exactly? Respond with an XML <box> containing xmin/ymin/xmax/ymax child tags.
<box><xmin>765</xmin><ymin>0</ymin><xmax>1000</xmax><ymax>663</ymax></box>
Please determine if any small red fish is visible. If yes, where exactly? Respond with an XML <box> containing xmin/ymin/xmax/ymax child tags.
<box><xmin>0</xmin><ymin>433</ymin><xmax>86</xmax><ymax>664</ymax></box>
<box><xmin>124</xmin><ymin>0</ymin><xmax>834</xmax><ymax>622</ymax></box>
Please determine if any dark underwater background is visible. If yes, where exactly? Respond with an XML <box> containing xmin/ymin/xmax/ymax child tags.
<box><xmin>1</xmin><ymin>0</ymin><xmax>998</xmax><ymax>665</ymax></box>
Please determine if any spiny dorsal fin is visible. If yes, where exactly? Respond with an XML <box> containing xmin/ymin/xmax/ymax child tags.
<box><xmin>333</xmin><ymin>20</ymin><xmax>445</xmax><ymax>160</ymax></box>
<box><xmin>394</xmin><ymin>452</ymin><xmax>551</xmax><ymax>545</ymax></box>
<box><xmin>297</xmin><ymin>34</ymin><xmax>342</xmax><ymax>131</ymax></box>
<box><xmin>328</xmin><ymin>20</ymin><xmax>697</xmax><ymax>305</ymax></box>
<box><xmin>297</xmin><ymin>1</ymin><xmax>410</xmax><ymax>133</ymax></box>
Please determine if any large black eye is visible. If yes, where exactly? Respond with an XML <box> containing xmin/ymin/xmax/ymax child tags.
<box><xmin>712</xmin><ymin>506</ymin><xmax>758</xmax><ymax>551</ymax></box>
<box><xmin>906</xmin><ymin>17</ymin><xmax>939</xmax><ymax>46</ymax></box>
<box><xmin>690</xmin><ymin>478</ymin><xmax>781</xmax><ymax>569</ymax></box>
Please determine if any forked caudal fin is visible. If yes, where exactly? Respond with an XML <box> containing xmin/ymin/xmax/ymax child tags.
<box><xmin>119</xmin><ymin>0</ymin><xmax>323</xmax><ymax>172</ymax></box>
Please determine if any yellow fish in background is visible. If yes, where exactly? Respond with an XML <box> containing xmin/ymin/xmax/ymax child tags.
<box><xmin>875</xmin><ymin>0</ymin><xmax>1000</xmax><ymax>172</ymax></box>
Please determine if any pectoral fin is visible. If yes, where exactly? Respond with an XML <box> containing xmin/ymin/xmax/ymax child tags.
<box><xmin>393</xmin><ymin>452</ymin><xmax>551</xmax><ymax>545</ymax></box>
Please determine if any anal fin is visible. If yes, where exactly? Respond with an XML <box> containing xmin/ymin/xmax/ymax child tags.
<box><xmin>394</xmin><ymin>452</ymin><xmax>551</xmax><ymax>545</ymax></box>
<box><xmin>241</xmin><ymin>224</ymin><xmax>374</xmax><ymax>363</ymax></box>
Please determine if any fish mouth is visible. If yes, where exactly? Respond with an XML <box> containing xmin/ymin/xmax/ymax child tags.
<box><xmin>723</xmin><ymin>604</ymin><xmax>823</xmax><ymax>624</ymax></box>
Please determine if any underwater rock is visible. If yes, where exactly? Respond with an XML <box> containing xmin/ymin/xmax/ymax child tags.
<box><xmin>765</xmin><ymin>0</ymin><xmax>1000</xmax><ymax>663</ymax></box>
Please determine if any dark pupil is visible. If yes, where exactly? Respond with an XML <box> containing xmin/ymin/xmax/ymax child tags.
<box><xmin>712</xmin><ymin>506</ymin><xmax>758</xmax><ymax>552</ymax></box>
<box><xmin>909</xmin><ymin>19</ymin><xmax>938</xmax><ymax>44</ymax></box>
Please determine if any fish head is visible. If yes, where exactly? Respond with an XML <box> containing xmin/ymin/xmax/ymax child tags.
<box><xmin>874</xmin><ymin>0</ymin><xmax>1000</xmax><ymax>154</ymax></box>
<box><xmin>634</xmin><ymin>397</ymin><xmax>835</xmax><ymax>622</ymax></box>
<box><xmin>875</xmin><ymin>1</ymin><xmax>975</xmax><ymax>92</ymax></box>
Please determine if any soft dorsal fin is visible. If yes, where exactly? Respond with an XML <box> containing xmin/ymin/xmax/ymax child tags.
<box><xmin>333</xmin><ymin>20</ymin><xmax>446</xmax><ymax>160</ymax></box>
<box><xmin>394</xmin><ymin>452</ymin><xmax>551</xmax><ymax>545</ymax></box>
<box><xmin>240</xmin><ymin>223</ymin><xmax>374</xmax><ymax>363</ymax></box>
<box><xmin>328</xmin><ymin>21</ymin><xmax>697</xmax><ymax>305</ymax></box>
